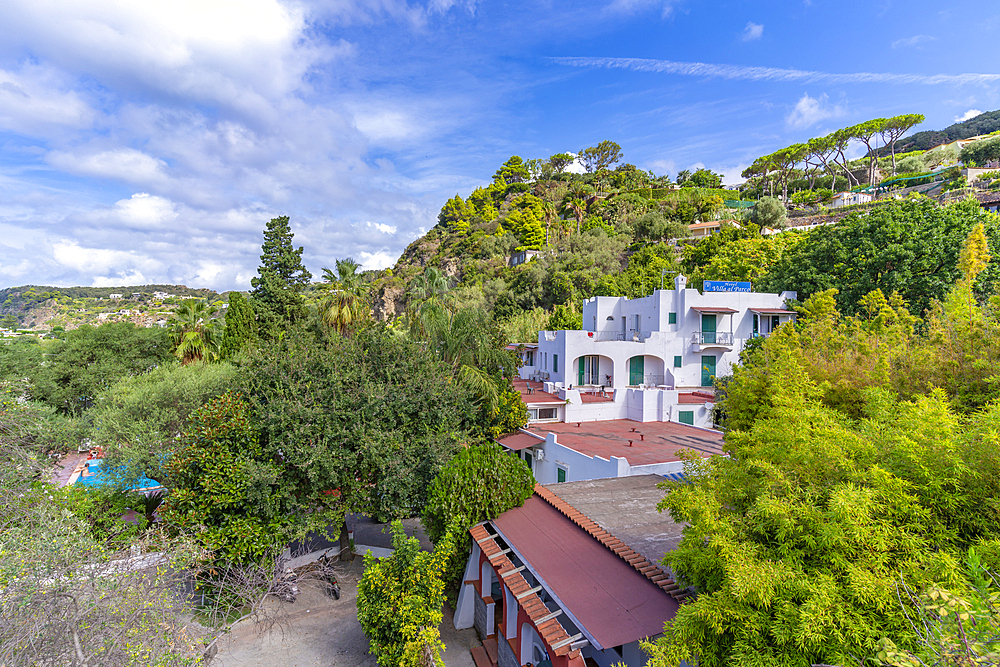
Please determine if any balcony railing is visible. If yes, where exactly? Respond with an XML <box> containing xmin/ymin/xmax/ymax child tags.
<box><xmin>692</xmin><ymin>331</ymin><xmax>734</xmax><ymax>346</ymax></box>
<box><xmin>629</xmin><ymin>374</ymin><xmax>667</xmax><ymax>387</ymax></box>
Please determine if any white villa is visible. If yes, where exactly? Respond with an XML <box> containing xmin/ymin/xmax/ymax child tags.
<box><xmin>514</xmin><ymin>274</ymin><xmax>796</xmax><ymax>429</ymax></box>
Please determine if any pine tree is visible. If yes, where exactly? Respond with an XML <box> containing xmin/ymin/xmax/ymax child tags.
<box><xmin>220</xmin><ymin>292</ymin><xmax>256</xmax><ymax>358</ymax></box>
<box><xmin>250</xmin><ymin>216</ymin><xmax>312</xmax><ymax>336</ymax></box>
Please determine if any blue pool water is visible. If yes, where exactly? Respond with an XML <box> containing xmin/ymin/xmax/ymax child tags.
<box><xmin>74</xmin><ymin>459</ymin><xmax>163</xmax><ymax>491</ymax></box>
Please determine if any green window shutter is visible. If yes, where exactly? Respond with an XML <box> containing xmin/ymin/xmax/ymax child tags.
<box><xmin>673</xmin><ymin>355</ymin><xmax>682</xmax><ymax>368</ymax></box>
<box><xmin>578</xmin><ymin>357</ymin><xmax>585</xmax><ymax>386</ymax></box>
<box><xmin>701</xmin><ymin>355</ymin><xmax>717</xmax><ymax>387</ymax></box>
<box><xmin>553</xmin><ymin>354</ymin><xmax>558</xmax><ymax>373</ymax></box>
<box><xmin>668</xmin><ymin>312</ymin><xmax>677</xmax><ymax>324</ymax></box>
<box><xmin>557</xmin><ymin>467</ymin><xmax>567</xmax><ymax>483</ymax></box>
<box><xmin>629</xmin><ymin>356</ymin><xmax>644</xmax><ymax>385</ymax></box>
<box><xmin>679</xmin><ymin>411</ymin><xmax>694</xmax><ymax>425</ymax></box>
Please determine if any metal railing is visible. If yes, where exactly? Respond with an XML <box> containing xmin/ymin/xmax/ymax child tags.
<box><xmin>590</xmin><ymin>329</ymin><xmax>654</xmax><ymax>342</ymax></box>
<box><xmin>629</xmin><ymin>374</ymin><xmax>667</xmax><ymax>387</ymax></box>
<box><xmin>692</xmin><ymin>331</ymin><xmax>734</xmax><ymax>346</ymax></box>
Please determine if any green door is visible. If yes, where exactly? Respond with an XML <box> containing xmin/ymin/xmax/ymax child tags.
<box><xmin>702</xmin><ymin>313</ymin><xmax>716</xmax><ymax>344</ymax></box>
<box><xmin>701</xmin><ymin>355</ymin><xmax>716</xmax><ymax>387</ymax></box>
<box><xmin>629</xmin><ymin>356</ymin><xmax>644</xmax><ymax>386</ymax></box>
<box><xmin>578</xmin><ymin>357</ymin><xmax>585</xmax><ymax>386</ymax></box>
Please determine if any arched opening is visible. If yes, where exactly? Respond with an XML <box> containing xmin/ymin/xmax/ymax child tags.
<box><xmin>627</xmin><ymin>355</ymin><xmax>667</xmax><ymax>387</ymax></box>
<box><xmin>573</xmin><ymin>355</ymin><xmax>615</xmax><ymax>388</ymax></box>
<box><xmin>520</xmin><ymin>622</ymin><xmax>547</xmax><ymax>666</ymax></box>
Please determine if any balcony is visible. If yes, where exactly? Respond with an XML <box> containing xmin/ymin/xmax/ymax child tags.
<box><xmin>589</xmin><ymin>330</ymin><xmax>652</xmax><ymax>342</ymax></box>
<box><xmin>691</xmin><ymin>331</ymin><xmax>734</xmax><ymax>349</ymax></box>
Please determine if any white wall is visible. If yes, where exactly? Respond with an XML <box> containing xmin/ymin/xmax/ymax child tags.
<box><xmin>528</xmin><ymin>433</ymin><xmax>690</xmax><ymax>484</ymax></box>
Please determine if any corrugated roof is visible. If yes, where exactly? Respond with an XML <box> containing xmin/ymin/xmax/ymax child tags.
<box><xmin>749</xmin><ymin>308</ymin><xmax>796</xmax><ymax>314</ymax></box>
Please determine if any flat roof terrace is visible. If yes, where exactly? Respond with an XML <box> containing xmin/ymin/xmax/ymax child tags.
<box><xmin>527</xmin><ymin>419</ymin><xmax>725</xmax><ymax>466</ymax></box>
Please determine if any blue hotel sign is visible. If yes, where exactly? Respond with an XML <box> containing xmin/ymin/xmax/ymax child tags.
<box><xmin>704</xmin><ymin>280</ymin><xmax>751</xmax><ymax>293</ymax></box>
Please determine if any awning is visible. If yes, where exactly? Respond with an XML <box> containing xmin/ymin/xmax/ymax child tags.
<box><xmin>691</xmin><ymin>306</ymin><xmax>738</xmax><ymax>314</ymax></box>
<box><xmin>497</xmin><ymin>432</ymin><xmax>544</xmax><ymax>451</ymax></box>
<box><xmin>749</xmin><ymin>308</ymin><xmax>797</xmax><ymax>314</ymax></box>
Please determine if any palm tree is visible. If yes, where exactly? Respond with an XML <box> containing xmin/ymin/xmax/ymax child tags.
<box><xmin>406</xmin><ymin>267</ymin><xmax>452</xmax><ymax>340</ymax></box>
<box><xmin>559</xmin><ymin>197</ymin><xmax>587</xmax><ymax>234</ymax></box>
<box><xmin>319</xmin><ymin>258</ymin><xmax>370</xmax><ymax>335</ymax></box>
<box><xmin>168</xmin><ymin>300</ymin><xmax>219</xmax><ymax>365</ymax></box>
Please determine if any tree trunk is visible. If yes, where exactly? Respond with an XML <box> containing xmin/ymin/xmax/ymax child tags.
<box><xmin>339</xmin><ymin>520</ymin><xmax>353</xmax><ymax>561</ymax></box>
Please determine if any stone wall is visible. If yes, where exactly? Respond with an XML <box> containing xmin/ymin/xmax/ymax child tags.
<box><xmin>498</xmin><ymin>632</ymin><xmax>518</xmax><ymax>667</ymax></box>
<box><xmin>474</xmin><ymin>593</ymin><xmax>487</xmax><ymax>640</ymax></box>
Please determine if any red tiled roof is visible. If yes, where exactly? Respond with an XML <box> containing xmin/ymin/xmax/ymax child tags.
<box><xmin>490</xmin><ymin>494</ymin><xmax>680</xmax><ymax>649</ymax></box>
<box><xmin>526</xmin><ymin>419</ymin><xmax>724</xmax><ymax>464</ymax></box>
<box><xmin>497</xmin><ymin>432</ymin><xmax>544</xmax><ymax>451</ymax></box>
<box><xmin>690</xmin><ymin>306</ymin><xmax>738</xmax><ymax>313</ymax></box>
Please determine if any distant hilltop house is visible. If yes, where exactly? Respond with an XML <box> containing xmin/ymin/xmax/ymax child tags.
<box><xmin>108</xmin><ymin>293</ymin><xmax>123</xmax><ymax>300</ymax></box>
<box><xmin>687</xmin><ymin>219</ymin><xmax>739</xmax><ymax>239</ymax></box>
<box><xmin>509</xmin><ymin>249</ymin><xmax>539</xmax><ymax>268</ymax></box>
<box><xmin>829</xmin><ymin>191</ymin><xmax>873</xmax><ymax>208</ymax></box>
<box><xmin>455</xmin><ymin>476</ymin><xmax>689</xmax><ymax>667</ymax></box>
<box><xmin>152</xmin><ymin>291</ymin><xmax>174</xmax><ymax>300</ymax></box>
<box><xmin>501</xmin><ymin>274</ymin><xmax>796</xmax><ymax>484</ymax></box>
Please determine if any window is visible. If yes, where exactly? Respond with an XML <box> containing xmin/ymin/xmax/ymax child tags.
<box><xmin>525</xmin><ymin>350</ymin><xmax>534</xmax><ymax>366</ymax></box>
<box><xmin>557</xmin><ymin>467</ymin><xmax>567</xmax><ymax>483</ymax></box>
<box><xmin>679</xmin><ymin>411</ymin><xmax>694</xmax><ymax>425</ymax></box>
<box><xmin>668</xmin><ymin>312</ymin><xmax>677</xmax><ymax>325</ymax></box>
<box><xmin>528</xmin><ymin>408</ymin><xmax>557</xmax><ymax>421</ymax></box>
<box><xmin>673</xmin><ymin>355</ymin><xmax>682</xmax><ymax>368</ymax></box>
<box><xmin>553</xmin><ymin>354</ymin><xmax>558</xmax><ymax>373</ymax></box>
<box><xmin>578</xmin><ymin>355</ymin><xmax>601</xmax><ymax>385</ymax></box>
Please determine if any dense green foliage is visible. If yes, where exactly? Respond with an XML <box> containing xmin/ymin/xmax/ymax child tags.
<box><xmin>159</xmin><ymin>392</ymin><xmax>291</xmax><ymax>561</ymax></box>
<box><xmin>760</xmin><ymin>197</ymin><xmax>1000</xmax><ymax>318</ymax></box>
<box><xmin>220</xmin><ymin>291</ymin><xmax>256</xmax><ymax>358</ymax></box>
<box><xmin>960</xmin><ymin>135</ymin><xmax>1000</xmax><ymax>167</ymax></box>
<box><xmin>242</xmin><ymin>325</ymin><xmax>477</xmax><ymax>527</ymax></box>
<box><xmin>646</xmin><ymin>229</ymin><xmax>1000</xmax><ymax>666</ymax></box>
<box><xmin>25</xmin><ymin>323</ymin><xmax>175</xmax><ymax>415</ymax></box>
<box><xmin>357</xmin><ymin>522</ymin><xmax>457</xmax><ymax>667</ymax></box>
<box><xmin>94</xmin><ymin>362</ymin><xmax>238</xmax><ymax>486</ymax></box>
<box><xmin>878</xmin><ymin>109</ymin><xmax>1000</xmax><ymax>155</ymax></box>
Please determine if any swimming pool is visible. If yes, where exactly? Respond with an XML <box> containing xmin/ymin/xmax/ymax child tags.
<box><xmin>72</xmin><ymin>459</ymin><xmax>164</xmax><ymax>492</ymax></box>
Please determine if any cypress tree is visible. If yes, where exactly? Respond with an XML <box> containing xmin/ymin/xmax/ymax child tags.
<box><xmin>250</xmin><ymin>216</ymin><xmax>312</xmax><ymax>337</ymax></box>
<box><xmin>220</xmin><ymin>292</ymin><xmax>256</xmax><ymax>358</ymax></box>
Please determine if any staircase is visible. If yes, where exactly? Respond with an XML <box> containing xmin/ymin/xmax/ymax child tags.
<box><xmin>471</xmin><ymin>637</ymin><xmax>499</xmax><ymax>667</ymax></box>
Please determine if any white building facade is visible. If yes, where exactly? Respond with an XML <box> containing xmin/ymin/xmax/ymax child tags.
<box><xmin>517</xmin><ymin>275</ymin><xmax>796</xmax><ymax>428</ymax></box>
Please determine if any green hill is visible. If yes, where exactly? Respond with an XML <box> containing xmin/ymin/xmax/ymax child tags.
<box><xmin>875</xmin><ymin>109</ymin><xmax>1000</xmax><ymax>155</ymax></box>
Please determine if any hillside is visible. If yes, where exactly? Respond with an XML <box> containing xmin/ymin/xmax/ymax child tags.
<box><xmin>0</xmin><ymin>284</ymin><xmax>221</xmax><ymax>331</ymax></box>
<box><xmin>875</xmin><ymin>109</ymin><xmax>1000</xmax><ymax>155</ymax></box>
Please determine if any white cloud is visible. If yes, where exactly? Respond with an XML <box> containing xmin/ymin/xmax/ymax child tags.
<box><xmin>955</xmin><ymin>109</ymin><xmax>983</xmax><ymax>122</ymax></box>
<box><xmin>368</xmin><ymin>222</ymin><xmax>398</xmax><ymax>234</ymax></box>
<box><xmin>552</xmin><ymin>56</ymin><xmax>1000</xmax><ymax>86</ymax></box>
<box><xmin>785</xmin><ymin>93</ymin><xmax>845</xmax><ymax>129</ymax></box>
<box><xmin>48</xmin><ymin>150</ymin><xmax>168</xmax><ymax>186</ymax></box>
<box><xmin>603</xmin><ymin>0</ymin><xmax>677</xmax><ymax>18</ymax></box>
<box><xmin>358</xmin><ymin>250</ymin><xmax>397</xmax><ymax>270</ymax></box>
<box><xmin>0</xmin><ymin>65</ymin><xmax>95</xmax><ymax>136</ymax></box>
<box><xmin>892</xmin><ymin>34</ymin><xmax>936</xmax><ymax>49</ymax></box>
<box><xmin>742</xmin><ymin>22</ymin><xmax>763</xmax><ymax>42</ymax></box>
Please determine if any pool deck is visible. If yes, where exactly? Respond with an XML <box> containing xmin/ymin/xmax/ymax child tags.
<box><xmin>51</xmin><ymin>452</ymin><xmax>89</xmax><ymax>487</ymax></box>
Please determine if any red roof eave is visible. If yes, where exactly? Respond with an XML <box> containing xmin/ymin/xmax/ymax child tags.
<box><xmin>691</xmin><ymin>306</ymin><xmax>738</xmax><ymax>314</ymax></box>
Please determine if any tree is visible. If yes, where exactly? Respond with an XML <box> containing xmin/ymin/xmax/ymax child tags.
<box><xmin>159</xmin><ymin>392</ymin><xmax>291</xmax><ymax>561</ymax></box>
<box><xmin>423</xmin><ymin>443</ymin><xmax>534</xmax><ymax>594</ymax></box>
<box><xmin>960</xmin><ymin>136</ymin><xmax>1000</xmax><ymax>167</ymax></box>
<box><xmin>32</xmin><ymin>323</ymin><xmax>175</xmax><ymax>415</ymax></box>
<box><xmin>579</xmin><ymin>140</ymin><xmax>623</xmax><ymax>173</ymax></box>
<box><xmin>243</xmin><ymin>325</ymin><xmax>476</xmax><ymax>553</ymax></box>
<box><xmin>220</xmin><ymin>291</ymin><xmax>256</xmax><ymax>359</ymax></box>
<box><xmin>168</xmin><ymin>299</ymin><xmax>219</xmax><ymax>365</ymax></box>
<box><xmin>644</xmin><ymin>322</ymin><xmax>1000</xmax><ymax>667</ymax></box>
<box><xmin>750</xmin><ymin>196</ymin><xmax>787</xmax><ymax>229</ymax></box>
<box><xmin>437</xmin><ymin>194</ymin><xmax>474</xmax><ymax>233</ymax></box>
<box><xmin>880</xmin><ymin>114</ymin><xmax>925</xmax><ymax>175</ymax></box>
<box><xmin>759</xmin><ymin>197</ymin><xmax>1000</xmax><ymax>319</ymax></box>
<box><xmin>493</xmin><ymin>156</ymin><xmax>530</xmax><ymax>185</ymax></box>
<box><xmin>547</xmin><ymin>153</ymin><xmax>574</xmax><ymax>174</ymax></box>
<box><xmin>249</xmin><ymin>216</ymin><xmax>312</xmax><ymax>335</ymax></box>
<box><xmin>357</xmin><ymin>522</ymin><xmax>457</xmax><ymax>667</ymax></box>
<box><xmin>320</xmin><ymin>258</ymin><xmax>370</xmax><ymax>335</ymax></box>
<box><xmin>850</xmin><ymin>118</ymin><xmax>889</xmax><ymax>186</ymax></box>
<box><xmin>634</xmin><ymin>211</ymin><xmax>688</xmax><ymax>242</ymax></box>
<box><xmin>93</xmin><ymin>362</ymin><xmax>239</xmax><ymax>487</ymax></box>
<box><xmin>682</xmin><ymin>168</ymin><xmax>723</xmax><ymax>189</ymax></box>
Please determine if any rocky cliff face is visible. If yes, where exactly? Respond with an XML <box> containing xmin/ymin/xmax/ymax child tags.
<box><xmin>371</xmin><ymin>285</ymin><xmax>406</xmax><ymax>322</ymax></box>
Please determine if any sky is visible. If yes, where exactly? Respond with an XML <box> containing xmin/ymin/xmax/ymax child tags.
<box><xmin>1</xmin><ymin>0</ymin><xmax>999</xmax><ymax>290</ymax></box>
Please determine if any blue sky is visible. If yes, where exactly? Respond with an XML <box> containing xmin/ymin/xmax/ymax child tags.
<box><xmin>0</xmin><ymin>0</ymin><xmax>998</xmax><ymax>289</ymax></box>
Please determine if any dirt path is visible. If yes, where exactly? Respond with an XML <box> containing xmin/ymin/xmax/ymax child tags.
<box><xmin>212</xmin><ymin>559</ymin><xmax>479</xmax><ymax>667</ymax></box>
